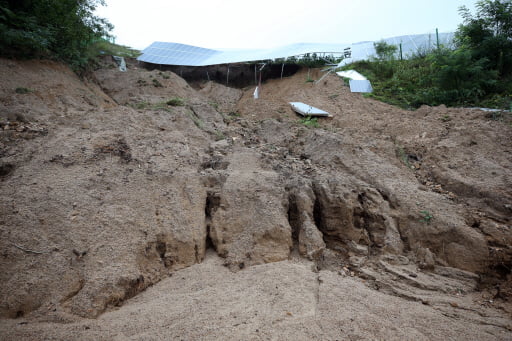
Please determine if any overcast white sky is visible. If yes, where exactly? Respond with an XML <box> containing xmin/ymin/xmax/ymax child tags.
<box><xmin>95</xmin><ymin>0</ymin><xmax>477</xmax><ymax>50</ymax></box>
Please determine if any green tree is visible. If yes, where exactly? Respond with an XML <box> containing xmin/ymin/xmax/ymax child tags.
<box><xmin>456</xmin><ymin>0</ymin><xmax>512</xmax><ymax>77</ymax></box>
<box><xmin>427</xmin><ymin>48</ymin><xmax>498</xmax><ymax>105</ymax></box>
<box><xmin>373</xmin><ymin>40</ymin><xmax>398</xmax><ymax>61</ymax></box>
<box><xmin>0</xmin><ymin>0</ymin><xmax>112</xmax><ymax>70</ymax></box>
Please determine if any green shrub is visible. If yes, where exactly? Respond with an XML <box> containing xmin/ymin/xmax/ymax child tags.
<box><xmin>152</xmin><ymin>79</ymin><xmax>163</xmax><ymax>87</ymax></box>
<box><xmin>15</xmin><ymin>87</ymin><xmax>31</xmax><ymax>94</ymax></box>
<box><xmin>419</xmin><ymin>210</ymin><xmax>433</xmax><ymax>224</ymax></box>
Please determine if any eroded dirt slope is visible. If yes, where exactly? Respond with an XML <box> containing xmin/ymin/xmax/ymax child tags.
<box><xmin>0</xmin><ymin>57</ymin><xmax>511</xmax><ymax>340</ymax></box>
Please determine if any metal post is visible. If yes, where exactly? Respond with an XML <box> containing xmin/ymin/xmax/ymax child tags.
<box><xmin>281</xmin><ymin>63</ymin><xmax>285</xmax><ymax>79</ymax></box>
<box><xmin>399</xmin><ymin>43</ymin><xmax>403</xmax><ymax>60</ymax></box>
<box><xmin>206</xmin><ymin>71</ymin><xmax>210</xmax><ymax>82</ymax></box>
<box><xmin>436</xmin><ymin>28</ymin><xmax>440</xmax><ymax>50</ymax></box>
<box><xmin>226</xmin><ymin>65</ymin><xmax>230</xmax><ymax>86</ymax></box>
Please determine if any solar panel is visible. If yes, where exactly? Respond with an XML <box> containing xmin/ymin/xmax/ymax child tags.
<box><xmin>138</xmin><ymin>42</ymin><xmax>221</xmax><ymax>66</ymax></box>
<box><xmin>289</xmin><ymin>102</ymin><xmax>330</xmax><ymax>117</ymax></box>
<box><xmin>349</xmin><ymin>80</ymin><xmax>373</xmax><ymax>93</ymax></box>
<box><xmin>137</xmin><ymin>33</ymin><xmax>455</xmax><ymax>67</ymax></box>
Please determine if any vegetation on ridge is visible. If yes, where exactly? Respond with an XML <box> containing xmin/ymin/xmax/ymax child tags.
<box><xmin>340</xmin><ymin>0</ymin><xmax>512</xmax><ymax>110</ymax></box>
<box><xmin>0</xmin><ymin>0</ymin><xmax>113</xmax><ymax>71</ymax></box>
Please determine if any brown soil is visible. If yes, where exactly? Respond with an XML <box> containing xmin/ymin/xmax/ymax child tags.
<box><xmin>0</xmin><ymin>56</ymin><xmax>511</xmax><ymax>340</ymax></box>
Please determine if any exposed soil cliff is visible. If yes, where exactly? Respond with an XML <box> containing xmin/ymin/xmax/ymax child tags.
<box><xmin>0</xmin><ymin>57</ymin><xmax>511</xmax><ymax>340</ymax></box>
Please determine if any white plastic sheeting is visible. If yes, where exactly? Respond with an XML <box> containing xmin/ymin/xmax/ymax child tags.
<box><xmin>289</xmin><ymin>102</ymin><xmax>330</xmax><ymax>117</ymax></box>
<box><xmin>336</xmin><ymin>70</ymin><xmax>373</xmax><ymax>93</ymax></box>
<box><xmin>112</xmin><ymin>56</ymin><xmax>127</xmax><ymax>72</ymax></box>
<box><xmin>336</xmin><ymin>70</ymin><xmax>367</xmax><ymax>80</ymax></box>
<box><xmin>337</xmin><ymin>32</ymin><xmax>455</xmax><ymax>67</ymax></box>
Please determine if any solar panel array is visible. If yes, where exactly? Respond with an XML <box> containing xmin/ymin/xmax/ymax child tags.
<box><xmin>138</xmin><ymin>42</ymin><xmax>222</xmax><ymax>66</ymax></box>
<box><xmin>137</xmin><ymin>33</ymin><xmax>456</xmax><ymax>67</ymax></box>
<box><xmin>138</xmin><ymin>42</ymin><xmax>350</xmax><ymax>66</ymax></box>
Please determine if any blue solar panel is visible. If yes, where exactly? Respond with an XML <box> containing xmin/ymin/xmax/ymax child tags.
<box><xmin>137</xmin><ymin>42</ymin><xmax>221</xmax><ymax>66</ymax></box>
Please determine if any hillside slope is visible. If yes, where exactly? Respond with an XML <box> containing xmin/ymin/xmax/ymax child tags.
<box><xmin>0</xmin><ymin>57</ymin><xmax>511</xmax><ymax>340</ymax></box>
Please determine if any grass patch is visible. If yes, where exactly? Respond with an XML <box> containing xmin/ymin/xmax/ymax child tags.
<box><xmin>209</xmin><ymin>101</ymin><xmax>219</xmax><ymax>110</ymax></box>
<box><xmin>299</xmin><ymin>116</ymin><xmax>319</xmax><ymax>128</ymax></box>
<box><xmin>187</xmin><ymin>110</ymin><xmax>204</xmax><ymax>129</ymax></box>
<box><xmin>395</xmin><ymin>144</ymin><xmax>412</xmax><ymax>168</ymax></box>
<box><xmin>166</xmin><ymin>97</ymin><xmax>186</xmax><ymax>106</ymax></box>
<box><xmin>130</xmin><ymin>100</ymin><xmax>180</xmax><ymax>112</ymax></box>
<box><xmin>158</xmin><ymin>71</ymin><xmax>170</xmax><ymax>79</ymax></box>
<box><xmin>214</xmin><ymin>130</ymin><xmax>225</xmax><ymax>141</ymax></box>
<box><xmin>152</xmin><ymin>79</ymin><xmax>163</xmax><ymax>87</ymax></box>
<box><xmin>88</xmin><ymin>40</ymin><xmax>141</xmax><ymax>59</ymax></box>
<box><xmin>440</xmin><ymin>114</ymin><xmax>451</xmax><ymax>122</ymax></box>
<box><xmin>136</xmin><ymin>79</ymin><xmax>148</xmax><ymax>86</ymax></box>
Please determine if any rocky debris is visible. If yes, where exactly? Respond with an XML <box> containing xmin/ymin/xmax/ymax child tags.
<box><xmin>416</xmin><ymin>247</ymin><xmax>436</xmax><ymax>270</ymax></box>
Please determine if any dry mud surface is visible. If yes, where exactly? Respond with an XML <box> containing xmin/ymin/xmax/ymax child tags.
<box><xmin>0</xmin><ymin>57</ymin><xmax>511</xmax><ymax>340</ymax></box>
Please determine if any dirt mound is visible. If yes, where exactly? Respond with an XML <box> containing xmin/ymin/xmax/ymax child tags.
<box><xmin>2</xmin><ymin>253</ymin><xmax>511</xmax><ymax>340</ymax></box>
<box><xmin>0</xmin><ymin>56</ymin><xmax>511</xmax><ymax>339</ymax></box>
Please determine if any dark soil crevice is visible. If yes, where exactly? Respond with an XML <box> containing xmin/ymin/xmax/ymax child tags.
<box><xmin>200</xmin><ymin>157</ymin><xmax>229</xmax><ymax>171</ymax></box>
<box><xmin>0</xmin><ymin>162</ymin><xmax>14</xmax><ymax>178</ymax></box>
<box><xmin>205</xmin><ymin>191</ymin><xmax>220</xmax><ymax>221</ymax></box>
<box><xmin>312</xmin><ymin>193</ymin><xmax>325</xmax><ymax>236</ymax></box>
<box><xmin>205</xmin><ymin>191</ymin><xmax>221</xmax><ymax>253</ymax></box>
<box><xmin>154</xmin><ymin>234</ymin><xmax>174</xmax><ymax>268</ymax></box>
<box><xmin>287</xmin><ymin>192</ymin><xmax>301</xmax><ymax>250</ymax></box>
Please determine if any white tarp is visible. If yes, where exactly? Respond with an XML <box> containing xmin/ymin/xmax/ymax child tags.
<box><xmin>289</xmin><ymin>102</ymin><xmax>330</xmax><ymax>117</ymax></box>
<box><xmin>336</xmin><ymin>70</ymin><xmax>367</xmax><ymax>80</ymax></box>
